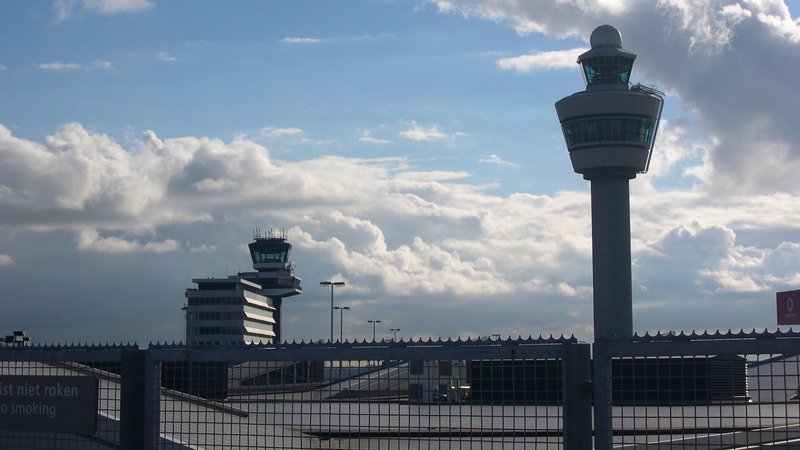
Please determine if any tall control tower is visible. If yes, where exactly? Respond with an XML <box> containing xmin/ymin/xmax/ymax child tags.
<box><xmin>238</xmin><ymin>228</ymin><xmax>303</xmax><ymax>342</ymax></box>
<box><xmin>555</xmin><ymin>25</ymin><xmax>663</xmax><ymax>340</ymax></box>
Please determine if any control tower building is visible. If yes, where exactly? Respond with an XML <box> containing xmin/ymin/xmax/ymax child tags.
<box><xmin>555</xmin><ymin>25</ymin><xmax>663</xmax><ymax>340</ymax></box>
<box><xmin>238</xmin><ymin>228</ymin><xmax>303</xmax><ymax>342</ymax></box>
<box><xmin>185</xmin><ymin>229</ymin><xmax>302</xmax><ymax>344</ymax></box>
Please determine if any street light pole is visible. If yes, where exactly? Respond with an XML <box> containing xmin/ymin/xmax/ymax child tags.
<box><xmin>390</xmin><ymin>328</ymin><xmax>400</xmax><ymax>341</ymax></box>
<box><xmin>368</xmin><ymin>320</ymin><xmax>382</xmax><ymax>342</ymax></box>
<box><xmin>333</xmin><ymin>306</ymin><xmax>351</xmax><ymax>342</ymax></box>
<box><xmin>320</xmin><ymin>281</ymin><xmax>345</xmax><ymax>343</ymax></box>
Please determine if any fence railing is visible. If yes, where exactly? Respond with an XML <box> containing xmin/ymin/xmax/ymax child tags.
<box><xmin>1</xmin><ymin>330</ymin><xmax>799</xmax><ymax>449</ymax></box>
<box><xmin>593</xmin><ymin>330</ymin><xmax>800</xmax><ymax>449</ymax></box>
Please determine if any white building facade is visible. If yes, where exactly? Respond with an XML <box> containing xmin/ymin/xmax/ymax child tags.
<box><xmin>185</xmin><ymin>277</ymin><xmax>277</xmax><ymax>344</ymax></box>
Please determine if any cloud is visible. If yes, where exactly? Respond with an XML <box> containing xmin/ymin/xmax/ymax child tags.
<box><xmin>37</xmin><ymin>60</ymin><xmax>111</xmax><ymax>71</ymax></box>
<box><xmin>156</xmin><ymin>52</ymin><xmax>177</xmax><ymax>62</ymax></box>
<box><xmin>0</xmin><ymin>254</ymin><xmax>14</xmax><ymax>266</ymax></box>
<box><xmin>77</xmin><ymin>229</ymin><xmax>179</xmax><ymax>253</ymax></box>
<box><xmin>479</xmin><ymin>154</ymin><xmax>521</xmax><ymax>167</ymax></box>
<box><xmin>0</xmin><ymin>64</ymin><xmax>7</xmax><ymax>72</ymax></box>
<box><xmin>497</xmin><ymin>48</ymin><xmax>586</xmax><ymax>72</ymax></box>
<box><xmin>281</xmin><ymin>37</ymin><xmax>324</xmax><ymax>44</ymax></box>
<box><xmin>432</xmin><ymin>0</ymin><xmax>800</xmax><ymax>195</ymax></box>
<box><xmin>37</xmin><ymin>62</ymin><xmax>82</xmax><ymax>71</ymax></box>
<box><xmin>54</xmin><ymin>0</ymin><xmax>153</xmax><ymax>20</ymax></box>
<box><xmin>399</xmin><ymin>121</ymin><xmax>463</xmax><ymax>142</ymax></box>
<box><xmin>2</xmin><ymin>122</ymin><xmax>800</xmax><ymax>342</ymax></box>
<box><xmin>359</xmin><ymin>131</ymin><xmax>392</xmax><ymax>145</ymax></box>
<box><xmin>280</xmin><ymin>35</ymin><xmax>370</xmax><ymax>45</ymax></box>
<box><xmin>261</xmin><ymin>127</ymin><xmax>304</xmax><ymax>138</ymax></box>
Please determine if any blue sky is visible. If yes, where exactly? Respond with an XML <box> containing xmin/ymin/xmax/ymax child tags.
<box><xmin>1</xmin><ymin>0</ymin><xmax>800</xmax><ymax>344</ymax></box>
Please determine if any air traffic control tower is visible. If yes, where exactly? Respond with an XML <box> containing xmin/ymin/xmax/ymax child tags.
<box><xmin>555</xmin><ymin>25</ymin><xmax>663</xmax><ymax>340</ymax></box>
<box><xmin>238</xmin><ymin>228</ymin><xmax>303</xmax><ymax>342</ymax></box>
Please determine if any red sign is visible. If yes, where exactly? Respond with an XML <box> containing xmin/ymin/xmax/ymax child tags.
<box><xmin>777</xmin><ymin>290</ymin><xmax>800</xmax><ymax>325</ymax></box>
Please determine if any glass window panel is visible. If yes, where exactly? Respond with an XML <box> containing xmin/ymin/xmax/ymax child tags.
<box><xmin>562</xmin><ymin>117</ymin><xmax>656</xmax><ymax>146</ymax></box>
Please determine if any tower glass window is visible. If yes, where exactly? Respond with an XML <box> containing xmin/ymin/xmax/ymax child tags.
<box><xmin>251</xmin><ymin>249</ymin><xmax>287</xmax><ymax>264</ymax></box>
<box><xmin>561</xmin><ymin>117</ymin><xmax>656</xmax><ymax>147</ymax></box>
<box><xmin>581</xmin><ymin>56</ymin><xmax>634</xmax><ymax>85</ymax></box>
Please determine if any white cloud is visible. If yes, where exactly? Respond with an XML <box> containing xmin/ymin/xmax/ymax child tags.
<box><xmin>433</xmin><ymin>0</ymin><xmax>800</xmax><ymax>195</ymax></box>
<box><xmin>0</xmin><ymin>254</ymin><xmax>14</xmax><ymax>266</ymax></box>
<box><xmin>479</xmin><ymin>154</ymin><xmax>520</xmax><ymax>167</ymax></box>
<box><xmin>359</xmin><ymin>131</ymin><xmax>391</xmax><ymax>145</ymax></box>
<box><xmin>77</xmin><ymin>229</ymin><xmax>179</xmax><ymax>253</ymax></box>
<box><xmin>260</xmin><ymin>127</ymin><xmax>304</xmax><ymax>138</ymax></box>
<box><xmin>38</xmin><ymin>62</ymin><xmax>82</xmax><ymax>71</ymax></box>
<box><xmin>0</xmin><ymin>64</ymin><xmax>7</xmax><ymax>72</ymax></box>
<box><xmin>156</xmin><ymin>52</ymin><xmax>177</xmax><ymax>62</ymax></box>
<box><xmin>280</xmin><ymin>35</ymin><xmax>371</xmax><ymax>45</ymax></box>
<box><xmin>54</xmin><ymin>0</ymin><xmax>153</xmax><ymax>20</ymax></box>
<box><xmin>399</xmin><ymin>121</ymin><xmax>462</xmax><ymax>142</ymax></box>
<box><xmin>37</xmin><ymin>60</ymin><xmax>111</xmax><ymax>71</ymax></box>
<box><xmin>497</xmin><ymin>48</ymin><xmax>586</xmax><ymax>72</ymax></box>
<box><xmin>2</xmin><ymin>122</ymin><xmax>800</xmax><ymax>342</ymax></box>
<box><xmin>280</xmin><ymin>37</ymin><xmax>324</xmax><ymax>44</ymax></box>
<box><xmin>92</xmin><ymin>60</ymin><xmax>112</xmax><ymax>70</ymax></box>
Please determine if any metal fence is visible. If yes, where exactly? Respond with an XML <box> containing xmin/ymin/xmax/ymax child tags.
<box><xmin>1</xmin><ymin>336</ymin><xmax>588</xmax><ymax>449</ymax></box>
<box><xmin>593</xmin><ymin>330</ymin><xmax>800</xmax><ymax>449</ymax></box>
<box><xmin>148</xmin><ymin>337</ymin><xmax>586</xmax><ymax>449</ymax></box>
<box><xmin>1</xmin><ymin>330</ymin><xmax>798</xmax><ymax>449</ymax></box>
<box><xmin>0</xmin><ymin>344</ymin><xmax>132</xmax><ymax>449</ymax></box>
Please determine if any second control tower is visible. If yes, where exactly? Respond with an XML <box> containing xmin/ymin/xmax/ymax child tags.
<box><xmin>238</xmin><ymin>228</ymin><xmax>303</xmax><ymax>342</ymax></box>
<box><xmin>555</xmin><ymin>25</ymin><xmax>663</xmax><ymax>340</ymax></box>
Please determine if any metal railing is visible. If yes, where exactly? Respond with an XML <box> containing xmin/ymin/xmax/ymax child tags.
<box><xmin>0</xmin><ymin>343</ymin><xmax>135</xmax><ymax>449</ymax></box>
<box><xmin>593</xmin><ymin>330</ymin><xmax>800</xmax><ymax>449</ymax></box>
<box><xmin>147</xmin><ymin>336</ymin><xmax>584</xmax><ymax>449</ymax></box>
<box><xmin>2</xmin><ymin>330</ymin><xmax>799</xmax><ymax>449</ymax></box>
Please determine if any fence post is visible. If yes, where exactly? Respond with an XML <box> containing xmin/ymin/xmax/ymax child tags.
<box><xmin>142</xmin><ymin>348</ymin><xmax>160</xmax><ymax>450</ymax></box>
<box><xmin>562</xmin><ymin>342</ymin><xmax>592</xmax><ymax>450</ymax></box>
<box><xmin>120</xmin><ymin>349</ymin><xmax>146</xmax><ymax>450</ymax></box>
<box><xmin>592</xmin><ymin>342</ymin><xmax>613</xmax><ymax>450</ymax></box>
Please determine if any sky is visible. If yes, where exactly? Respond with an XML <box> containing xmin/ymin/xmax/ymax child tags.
<box><xmin>1</xmin><ymin>0</ymin><xmax>799</xmax><ymax>345</ymax></box>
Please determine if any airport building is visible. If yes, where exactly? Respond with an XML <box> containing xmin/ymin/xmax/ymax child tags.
<box><xmin>184</xmin><ymin>229</ymin><xmax>302</xmax><ymax>344</ymax></box>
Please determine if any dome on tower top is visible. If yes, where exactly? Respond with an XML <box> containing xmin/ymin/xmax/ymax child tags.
<box><xmin>590</xmin><ymin>25</ymin><xmax>622</xmax><ymax>49</ymax></box>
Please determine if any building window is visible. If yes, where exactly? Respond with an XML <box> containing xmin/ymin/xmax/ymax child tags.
<box><xmin>187</xmin><ymin>297</ymin><xmax>244</xmax><ymax>306</ymax></box>
<box><xmin>197</xmin><ymin>327</ymin><xmax>245</xmax><ymax>335</ymax></box>
<box><xmin>561</xmin><ymin>117</ymin><xmax>656</xmax><ymax>148</ymax></box>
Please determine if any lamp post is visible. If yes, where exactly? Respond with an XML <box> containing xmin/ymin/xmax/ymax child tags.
<box><xmin>333</xmin><ymin>306</ymin><xmax>351</xmax><ymax>342</ymax></box>
<box><xmin>320</xmin><ymin>281</ymin><xmax>345</xmax><ymax>343</ymax></box>
<box><xmin>368</xmin><ymin>320</ymin><xmax>382</xmax><ymax>342</ymax></box>
<box><xmin>390</xmin><ymin>328</ymin><xmax>400</xmax><ymax>341</ymax></box>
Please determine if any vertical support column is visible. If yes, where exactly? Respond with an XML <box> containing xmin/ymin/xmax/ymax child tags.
<box><xmin>273</xmin><ymin>298</ymin><xmax>283</xmax><ymax>343</ymax></box>
<box><xmin>120</xmin><ymin>349</ymin><xmax>146</xmax><ymax>450</ymax></box>
<box><xmin>562</xmin><ymin>343</ymin><xmax>593</xmax><ymax>450</ymax></box>
<box><xmin>592</xmin><ymin>342</ymin><xmax>613</xmax><ymax>450</ymax></box>
<box><xmin>589</xmin><ymin>174</ymin><xmax>634</xmax><ymax>339</ymax></box>
<box><xmin>143</xmin><ymin>349</ymin><xmax>160</xmax><ymax>450</ymax></box>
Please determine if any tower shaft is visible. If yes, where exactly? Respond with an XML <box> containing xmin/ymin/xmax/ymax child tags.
<box><xmin>589</xmin><ymin>174</ymin><xmax>633</xmax><ymax>338</ymax></box>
